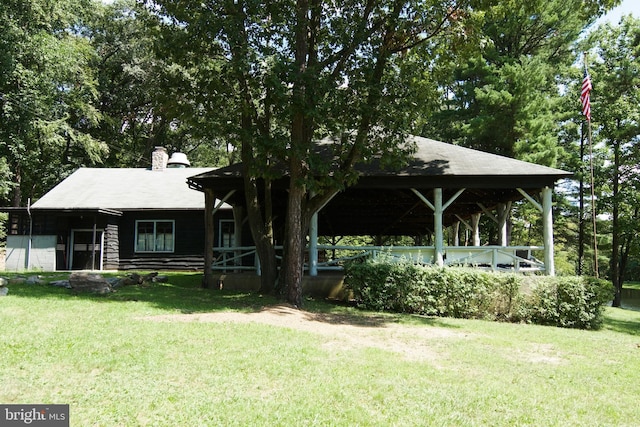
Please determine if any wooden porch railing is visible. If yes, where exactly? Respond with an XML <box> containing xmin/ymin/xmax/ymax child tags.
<box><xmin>212</xmin><ymin>245</ymin><xmax>545</xmax><ymax>274</ymax></box>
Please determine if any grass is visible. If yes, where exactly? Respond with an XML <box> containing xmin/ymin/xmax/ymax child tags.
<box><xmin>623</xmin><ymin>281</ymin><xmax>640</xmax><ymax>291</ymax></box>
<box><xmin>1</xmin><ymin>272</ymin><xmax>640</xmax><ymax>426</ymax></box>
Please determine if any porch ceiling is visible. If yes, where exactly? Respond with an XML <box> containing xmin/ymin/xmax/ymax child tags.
<box><xmin>223</xmin><ymin>186</ymin><xmax>535</xmax><ymax>237</ymax></box>
<box><xmin>314</xmin><ymin>187</ymin><xmax>526</xmax><ymax>236</ymax></box>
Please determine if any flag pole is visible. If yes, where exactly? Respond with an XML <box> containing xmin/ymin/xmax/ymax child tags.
<box><xmin>583</xmin><ymin>52</ymin><xmax>599</xmax><ymax>278</ymax></box>
<box><xmin>587</xmin><ymin>110</ymin><xmax>599</xmax><ymax>278</ymax></box>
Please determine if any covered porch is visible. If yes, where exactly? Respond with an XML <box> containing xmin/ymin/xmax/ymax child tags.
<box><xmin>188</xmin><ymin>136</ymin><xmax>572</xmax><ymax>277</ymax></box>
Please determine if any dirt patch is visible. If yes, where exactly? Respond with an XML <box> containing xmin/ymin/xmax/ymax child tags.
<box><xmin>511</xmin><ymin>343</ymin><xmax>566</xmax><ymax>365</ymax></box>
<box><xmin>143</xmin><ymin>303</ymin><xmax>467</xmax><ymax>362</ymax></box>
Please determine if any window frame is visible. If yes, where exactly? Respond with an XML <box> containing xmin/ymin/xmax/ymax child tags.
<box><xmin>134</xmin><ymin>220</ymin><xmax>175</xmax><ymax>253</ymax></box>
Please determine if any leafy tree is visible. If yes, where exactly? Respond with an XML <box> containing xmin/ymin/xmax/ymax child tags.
<box><xmin>415</xmin><ymin>0</ymin><xmax>618</xmax><ymax>273</ymax></box>
<box><xmin>150</xmin><ymin>0</ymin><xmax>471</xmax><ymax>304</ymax></box>
<box><xmin>0</xmin><ymin>0</ymin><xmax>107</xmax><ymax>206</ymax></box>
<box><xmin>85</xmin><ymin>0</ymin><xmax>232</xmax><ymax>169</ymax></box>
<box><xmin>585</xmin><ymin>16</ymin><xmax>640</xmax><ymax>306</ymax></box>
<box><xmin>421</xmin><ymin>0</ymin><xmax>618</xmax><ymax>163</ymax></box>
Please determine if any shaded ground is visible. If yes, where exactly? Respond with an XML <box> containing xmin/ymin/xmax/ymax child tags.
<box><xmin>145</xmin><ymin>303</ymin><xmax>470</xmax><ymax>362</ymax></box>
<box><xmin>142</xmin><ymin>303</ymin><xmax>569</xmax><ymax>365</ymax></box>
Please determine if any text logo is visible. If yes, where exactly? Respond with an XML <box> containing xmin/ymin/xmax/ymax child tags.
<box><xmin>1</xmin><ymin>405</ymin><xmax>69</xmax><ymax>426</ymax></box>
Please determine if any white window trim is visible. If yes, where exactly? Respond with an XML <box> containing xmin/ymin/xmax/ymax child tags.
<box><xmin>134</xmin><ymin>220</ymin><xmax>175</xmax><ymax>253</ymax></box>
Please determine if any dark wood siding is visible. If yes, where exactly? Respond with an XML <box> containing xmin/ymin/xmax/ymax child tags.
<box><xmin>103</xmin><ymin>221</ymin><xmax>119</xmax><ymax>270</ymax></box>
<box><xmin>118</xmin><ymin>210</ymin><xmax>232</xmax><ymax>271</ymax></box>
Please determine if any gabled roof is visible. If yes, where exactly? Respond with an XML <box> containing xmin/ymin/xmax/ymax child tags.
<box><xmin>188</xmin><ymin>135</ymin><xmax>572</xmax><ymax>190</ymax></box>
<box><xmin>32</xmin><ymin>167</ymin><xmax>215</xmax><ymax>211</ymax></box>
<box><xmin>392</xmin><ymin>136</ymin><xmax>570</xmax><ymax>177</ymax></box>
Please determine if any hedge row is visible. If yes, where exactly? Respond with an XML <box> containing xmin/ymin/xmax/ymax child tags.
<box><xmin>344</xmin><ymin>260</ymin><xmax>613</xmax><ymax>330</ymax></box>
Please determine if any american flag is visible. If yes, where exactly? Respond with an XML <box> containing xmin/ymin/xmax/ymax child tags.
<box><xmin>581</xmin><ymin>68</ymin><xmax>592</xmax><ymax>121</ymax></box>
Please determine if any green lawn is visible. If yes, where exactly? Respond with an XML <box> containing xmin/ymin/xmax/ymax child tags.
<box><xmin>623</xmin><ymin>281</ymin><xmax>640</xmax><ymax>291</ymax></box>
<box><xmin>1</xmin><ymin>272</ymin><xmax>639</xmax><ymax>426</ymax></box>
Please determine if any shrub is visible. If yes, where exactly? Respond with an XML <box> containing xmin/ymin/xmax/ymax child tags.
<box><xmin>344</xmin><ymin>259</ymin><xmax>612</xmax><ymax>330</ymax></box>
<box><xmin>523</xmin><ymin>276</ymin><xmax>613</xmax><ymax>330</ymax></box>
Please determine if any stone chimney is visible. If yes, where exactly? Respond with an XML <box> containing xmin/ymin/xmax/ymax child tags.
<box><xmin>151</xmin><ymin>146</ymin><xmax>168</xmax><ymax>171</ymax></box>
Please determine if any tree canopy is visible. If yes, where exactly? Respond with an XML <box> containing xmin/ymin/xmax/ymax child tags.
<box><xmin>2</xmin><ymin>0</ymin><xmax>639</xmax><ymax>306</ymax></box>
<box><xmin>0</xmin><ymin>0</ymin><xmax>107</xmax><ymax>206</ymax></box>
<box><xmin>584</xmin><ymin>15</ymin><xmax>640</xmax><ymax>305</ymax></box>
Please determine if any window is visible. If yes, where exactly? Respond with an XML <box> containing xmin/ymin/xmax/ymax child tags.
<box><xmin>135</xmin><ymin>220</ymin><xmax>174</xmax><ymax>253</ymax></box>
<box><xmin>219</xmin><ymin>220</ymin><xmax>235</xmax><ymax>248</ymax></box>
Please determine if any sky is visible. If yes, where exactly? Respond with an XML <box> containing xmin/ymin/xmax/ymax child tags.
<box><xmin>594</xmin><ymin>0</ymin><xmax>640</xmax><ymax>26</ymax></box>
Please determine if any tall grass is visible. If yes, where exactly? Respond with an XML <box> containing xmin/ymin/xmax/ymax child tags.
<box><xmin>1</xmin><ymin>273</ymin><xmax>639</xmax><ymax>426</ymax></box>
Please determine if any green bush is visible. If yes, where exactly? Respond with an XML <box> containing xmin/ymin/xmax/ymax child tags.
<box><xmin>523</xmin><ymin>276</ymin><xmax>613</xmax><ymax>330</ymax></box>
<box><xmin>344</xmin><ymin>259</ymin><xmax>612</xmax><ymax>330</ymax></box>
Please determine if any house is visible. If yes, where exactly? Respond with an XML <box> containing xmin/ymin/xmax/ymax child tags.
<box><xmin>3</xmin><ymin>135</ymin><xmax>573</xmax><ymax>279</ymax></box>
<box><xmin>2</xmin><ymin>147</ymin><xmax>232</xmax><ymax>271</ymax></box>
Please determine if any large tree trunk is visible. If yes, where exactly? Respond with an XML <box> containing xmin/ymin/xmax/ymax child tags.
<box><xmin>12</xmin><ymin>167</ymin><xmax>22</xmax><ymax>207</ymax></box>
<box><xmin>281</xmin><ymin>177</ymin><xmax>306</xmax><ymax>307</ymax></box>
<box><xmin>243</xmin><ymin>173</ymin><xmax>278</xmax><ymax>294</ymax></box>
<box><xmin>279</xmin><ymin>0</ymin><xmax>313</xmax><ymax>307</ymax></box>
<box><xmin>224</xmin><ymin>1</ymin><xmax>278</xmax><ymax>293</ymax></box>
<box><xmin>241</xmin><ymin>110</ymin><xmax>277</xmax><ymax>293</ymax></box>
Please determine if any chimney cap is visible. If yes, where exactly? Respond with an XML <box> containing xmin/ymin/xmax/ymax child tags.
<box><xmin>167</xmin><ymin>152</ymin><xmax>191</xmax><ymax>168</ymax></box>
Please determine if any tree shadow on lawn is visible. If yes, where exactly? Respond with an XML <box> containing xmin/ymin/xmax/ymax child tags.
<box><xmin>603</xmin><ymin>305</ymin><xmax>640</xmax><ymax>336</ymax></box>
<box><xmin>604</xmin><ymin>317</ymin><xmax>640</xmax><ymax>336</ymax></box>
<box><xmin>5</xmin><ymin>274</ymin><xmax>459</xmax><ymax>330</ymax></box>
<box><xmin>248</xmin><ymin>299</ymin><xmax>460</xmax><ymax>329</ymax></box>
<box><xmin>6</xmin><ymin>274</ymin><xmax>274</xmax><ymax>314</ymax></box>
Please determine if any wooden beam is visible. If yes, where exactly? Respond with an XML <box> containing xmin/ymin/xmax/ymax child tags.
<box><xmin>477</xmin><ymin>203</ymin><xmax>497</xmax><ymax>223</ymax></box>
<box><xmin>452</xmin><ymin>221</ymin><xmax>460</xmax><ymax>246</ymax></box>
<box><xmin>213</xmin><ymin>190</ymin><xmax>236</xmax><ymax>215</ymax></box>
<box><xmin>411</xmin><ymin>188</ymin><xmax>435</xmax><ymax>211</ymax></box>
<box><xmin>497</xmin><ymin>202</ymin><xmax>511</xmax><ymax>246</ymax></box>
<box><xmin>443</xmin><ymin>188</ymin><xmax>466</xmax><ymax>211</ymax></box>
<box><xmin>517</xmin><ymin>188</ymin><xmax>542</xmax><ymax>212</ymax></box>
<box><xmin>542</xmin><ymin>187</ymin><xmax>555</xmax><ymax>276</ymax></box>
<box><xmin>203</xmin><ymin>188</ymin><xmax>216</xmax><ymax>288</ymax></box>
<box><xmin>471</xmin><ymin>213</ymin><xmax>481</xmax><ymax>246</ymax></box>
<box><xmin>309</xmin><ymin>211</ymin><xmax>318</xmax><ymax>276</ymax></box>
<box><xmin>233</xmin><ymin>206</ymin><xmax>244</xmax><ymax>271</ymax></box>
<box><xmin>455</xmin><ymin>214</ymin><xmax>472</xmax><ymax>231</ymax></box>
<box><xmin>434</xmin><ymin>188</ymin><xmax>444</xmax><ymax>266</ymax></box>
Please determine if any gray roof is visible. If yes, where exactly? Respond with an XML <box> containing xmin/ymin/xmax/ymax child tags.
<box><xmin>188</xmin><ymin>135</ymin><xmax>572</xmax><ymax>190</ymax></box>
<box><xmin>32</xmin><ymin>167</ymin><xmax>216</xmax><ymax>211</ymax></box>
<box><xmin>399</xmin><ymin>136</ymin><xmax>571</xmax><ymax>177</ymax></box>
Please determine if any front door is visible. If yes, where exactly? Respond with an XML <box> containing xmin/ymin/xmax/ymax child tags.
<box><xmin>70</xmin><ymin>230</ymin><xmax>103</xmax><ymax>270</ymax></box>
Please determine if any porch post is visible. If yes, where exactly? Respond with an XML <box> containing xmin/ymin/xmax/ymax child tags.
<box><xmin>497</xmin><ymin>202</ymin><xmax>511</xmax><ymax>246</ymax></box>
<box><xmin>309</xmin><ymin>211</ymin><xmax>318</xmax><ymax>276</ymax></box>
<box><xmin>232</xmin><ymin>206</ymin><xmax>243</xmax><ymax>271</ymax></box>
<box><xmin>203</xmin><ymin>188</ymin><xmax>216</xmax><ymax>288</ymax></box>
<box><xmin>434</xmin><ymin>188</ymin><xmax>444</xmax><ymax>266</ymax></box>
<box><xmin>471</xmin><ymin>213</ymin><xmax>481</xmax><ymax>246</ymax></box>
<box><xmin>542</xmin><ymin>186</ymin><xmax>555</xmax><ymax>276</ymax></box>
<box><xmin>91</xmin><ymin>216</ymin><xmax>97</xmax><ymax>270</ymax></box>
<box><xmin>452</xmin><ymin>221</ymin><xmax>460</xmax><ymax>246</ymax></box>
